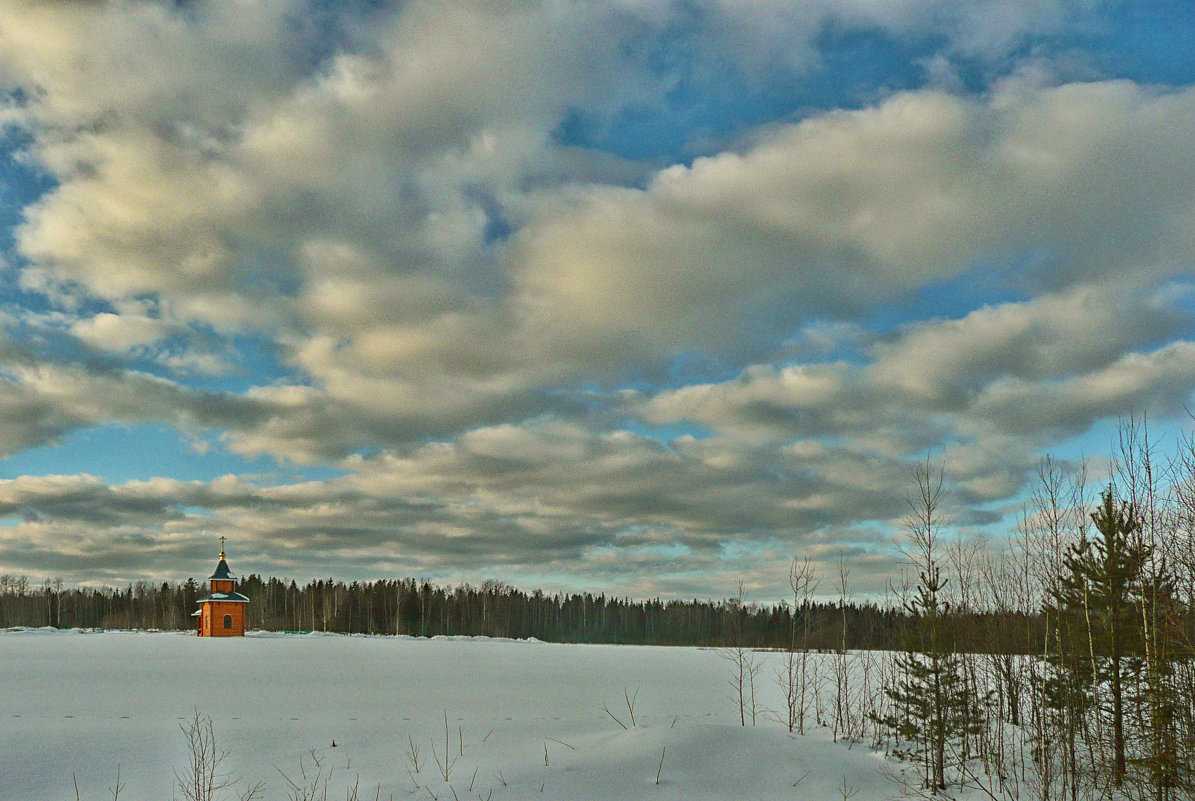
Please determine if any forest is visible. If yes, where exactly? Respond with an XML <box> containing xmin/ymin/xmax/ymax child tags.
<box><xmin>0</xmin><ymin>569</ymin><xmax>907</xmax><ymax>650</ymax></box>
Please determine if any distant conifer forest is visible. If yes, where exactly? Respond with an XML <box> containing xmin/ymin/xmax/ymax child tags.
<box><xmin>0</xmin><ymin>571</ymin><xmax>913</xmax><ymax>650</ymax></box>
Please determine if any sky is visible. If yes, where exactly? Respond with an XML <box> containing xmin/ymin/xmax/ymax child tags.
<box><xmin>1</xmin><ymin>0</ymin><xmax>1194</xmax><ymax>601</ymax></box>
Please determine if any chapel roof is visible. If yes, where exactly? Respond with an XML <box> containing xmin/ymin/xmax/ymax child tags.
<box><xmin>209</xmin><ymin>558</ymin><xmax>235</xmax><ymax>581</ymax></box>
<box><xmin>197</xmin><ymin>590</ymin><xmax>250</xmax><ymax>604</ymax></box>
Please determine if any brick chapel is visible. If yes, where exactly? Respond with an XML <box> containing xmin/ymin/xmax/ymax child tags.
<box><xmin>193</xmin><ymin>538</ymin><xmax>249</xmax><ymax>637</ymax></box>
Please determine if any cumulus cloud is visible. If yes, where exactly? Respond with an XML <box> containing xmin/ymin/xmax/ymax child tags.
<box><xmin>638</xmin><ymin>284</ymin><xmax>1192</xmax><ymax>441</ymax></box>
<box><xmin>0</xmin><ymin>354</ymin><xmax>267</xmax><ymax>457</ymax></box>
<box><xmin>511</xmin><ymin>81</ymin><xmax>1195</xmax><ymax>371</ymax></box>
<box><xmin>68</xmin><ymin>313</ymin><xmax>179</xmax><ymax>353</ymax></box>
<box><xmin>0</xmin><ymin>421</ymin><xmax>910</xmax><ymax>594</ymax></box>
<box><xmin>9</xmin><ymin>4</ymin><xmax>1179</xmax><ymax>396</ymax></box>
<box><xmin>869</xmin><ymin>284</ymin><xmax>1187</xmax><ymax>403</ymax></box>
<box><xmin>633</xmin><ymin>282</ymin><xmax>1195</xmax><ymax>523</ymax></box>
<box><xmin>8</xmin><ymin>2</ymin><xmax>1193</xmax><ymax>429</ymax></box>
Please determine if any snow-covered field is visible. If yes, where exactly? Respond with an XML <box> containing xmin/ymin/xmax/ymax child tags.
<box><xmin>1</xmin><ymin>629</ymin><xmax>896</xmax><ymax>801</ymax></box>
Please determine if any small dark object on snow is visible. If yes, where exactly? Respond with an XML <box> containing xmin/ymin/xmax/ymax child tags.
<box><xmin>331</xmin><ymin>740</ymin><xmax>337</xmax><ymax>747</ymax></box>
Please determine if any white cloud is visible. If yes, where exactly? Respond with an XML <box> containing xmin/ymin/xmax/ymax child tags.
<box><xmin>510</xmin><ymin>81</ymin><xmax>1195</xmax><ymax>372</ymax></box>
<box><xmin>69</xmin><ymin>313</ymin><xmax>177</xmax><ymax>353</ymax></box>
<box><xmin>869</xmin><ymin>284</ymin><xmax>1184</xmax><ymax>403</ymax></box>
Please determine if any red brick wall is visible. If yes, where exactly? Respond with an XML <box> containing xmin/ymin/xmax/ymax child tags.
<box><xmin>199</xmin><ymin>601</ymin><xmax>246</xmax><ymax>636</ymax></box>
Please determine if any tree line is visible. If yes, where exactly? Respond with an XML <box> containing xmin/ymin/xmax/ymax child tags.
<box><xmin>0</xmin><ymin>556</ymin><xmax>1171</xmax><ymax>656</ymax></box>
<box><xmin>0</xmin><ymin>570</ymin><xmax>908</xmax><ymax>649</ymax></box>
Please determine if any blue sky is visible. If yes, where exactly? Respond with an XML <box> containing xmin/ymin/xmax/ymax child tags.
<box><xmin>1</xmin><ymin>0</ymin><xmax>1194</xmax><ymax>598</ymax></box>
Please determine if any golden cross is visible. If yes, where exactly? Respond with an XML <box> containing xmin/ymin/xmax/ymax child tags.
<box><xmin>219</xmin><ymin>536</ymin><xmax>226</xmax><ymax>558</ymax></box>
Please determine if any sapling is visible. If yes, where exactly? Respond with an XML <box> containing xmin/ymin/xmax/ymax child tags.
<box><xmin>108</xmin><ymin>764</ymin><xmax>124</xmax><ymax>801</ymax></box>
<box><xmin>431</xmin><ymin>710</ymin><xmax>460</xmax><ymax>782</ymax></box>
<box><xmin>601</xmin><ymin>687</ymin><xmax>639</xmax><ymax>730</ymax></box>
<box><xmin>832</xmin><ymin>553</ymin><xmax>851</xmax><ymax>743</ymax></box>
<box><xmin>175</xmin><ymin>710</ymin><xmax>263</xmax><ymax>801</ymax></box>
<box><xmin>276</xmin><ymin>751</ymin><xmax>333</xmax><ymax>801</ymax></box>
<box><xmin>721</xmin><ymin>581</ymin><xmax>763</xmax><ymax>726</ymax></box>
<box><xmin>406</xmin><ymin>734</ymin><xmax>423</xmax><ymax>773</ymax></box>
<box><xmin>779</xmin><ymin>556</ymin><xmax>819</xmax><ymax>734</ymax></box>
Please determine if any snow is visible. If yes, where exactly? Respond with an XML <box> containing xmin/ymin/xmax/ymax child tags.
<box><xmin>1</xmin><ymin>629</ymin><xmax>898</xmax><ymax>801</ymax></box>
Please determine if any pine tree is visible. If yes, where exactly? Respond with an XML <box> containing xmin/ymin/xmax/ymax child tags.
<box><xmin>873</xmin><ymin>459</ymin><xmax>989</xmax><ymax>793</ymax></box>
<box><xmin>1132</xmin><ymin>561</ymin><xmax>1191</xmax><ymax>800</ymax></box>
<box><xmin>876</xmin><ymin>560</ymin><xmax>988</xmax><ymax>792</ymax></box>
<box><xmin>1049</xmin><ymin>487</ymin><xmax>1146</xmax><ymax>788</ymax></box>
